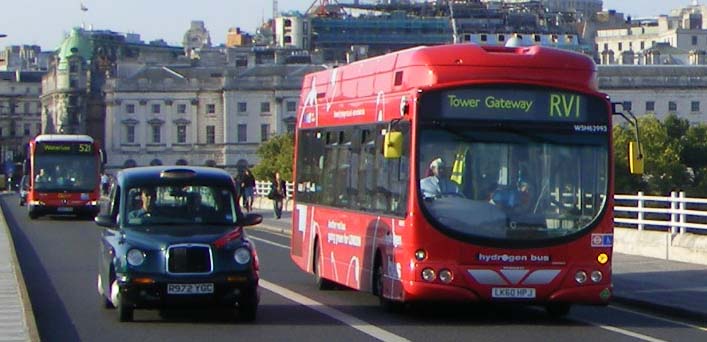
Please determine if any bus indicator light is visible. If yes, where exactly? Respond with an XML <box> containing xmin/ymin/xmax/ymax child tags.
<box><xmin>597</xmin><ymin>253</ymin><xmax>609</xmax><ymax>265</ymax></box>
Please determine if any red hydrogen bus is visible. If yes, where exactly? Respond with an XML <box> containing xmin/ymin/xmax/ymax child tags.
<box><xmin>290</xmin><ymin>43</ymin><xmax>641</xmax><ymax>315</ymax></box>
<box><xmin>25</xmin><ymin>134</ymin><xmax>104</xmax><ymax>219</ymax></box>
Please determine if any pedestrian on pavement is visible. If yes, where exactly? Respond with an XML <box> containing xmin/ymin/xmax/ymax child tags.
<box><xmin>241</xmin><ymin>169</ymin><xmax>256</xmax><ymax>212</ymax></box>
<box><xmin>269</xmin><ymin>171</ymin><xmax>287</xmax><ymax>219</ymax></box>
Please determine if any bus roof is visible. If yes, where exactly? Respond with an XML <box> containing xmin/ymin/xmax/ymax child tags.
<box><xmin>302</xmin><ymin>44</ymin><xmax>598</xmax><ymax>97</ymax></box>
<box><xmin>34</xmin><ymin>134</ymin><xmax>94</xmax><ymax>143</ymax></box>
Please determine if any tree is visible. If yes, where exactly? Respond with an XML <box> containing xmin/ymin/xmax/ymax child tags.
<box><xmin>252</xmin><ymin>133</ymin><xmax>294</xmax><ymax>181</ymax></box>
<box><xmin>614</xmin><ymin>115</ymin><xmax>691</xmax><ymax>195</ymax></box>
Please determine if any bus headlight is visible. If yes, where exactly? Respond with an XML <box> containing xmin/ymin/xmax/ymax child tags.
<box><xmin>126</xmin><ymin>249</ymin><xmax>145</xmax><ymax>266</ymax></box>
<box><xmin>234</xmin><ymin>247</ymin><xmax>251</xmax><ymax>265</ymax></box>
<box><xmin>421</xmin><ymin>268</ymin><xmax>436</xmax><ymax>282</ymax></box>
<box><xmin>414</xmin><ymin>249</ymin><xmax>427</xmax><ymax>261</ymax></box>
<box><xmin>439</xmin><ymin>269</ymin><xmax>453</xmax><ymax>284</ymax></box>
<box><xmin>574</xmin><ymin>270</ymin><xmax>588</xmax><ymax>284</ymax></box>
<box><xmin>591</xmin><ymin>271</ymin><xmax>603</xmax><ymax>283</ymax></box>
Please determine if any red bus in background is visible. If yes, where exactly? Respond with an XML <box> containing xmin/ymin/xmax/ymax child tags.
<box><xmin>25</xmin><ymin>134</ymin><xmax>104</xmax><ymax>219</ymax></box>
<box><xmin>290</xmin><ymin>43</ymin><xmax>642</xmax><ymax>315</ymax></box>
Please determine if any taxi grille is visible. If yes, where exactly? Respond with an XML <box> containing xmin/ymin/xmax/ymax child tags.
<box><xmin>167</xmin><ymin>244</ymin><xmax>213</xmax><ymax>274</ymax></box>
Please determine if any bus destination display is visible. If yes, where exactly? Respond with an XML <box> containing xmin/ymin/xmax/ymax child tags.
<box><xmin>422</xmin><ymin>87</ymin><xmax>607</xmax><ymax>124</ymax></box>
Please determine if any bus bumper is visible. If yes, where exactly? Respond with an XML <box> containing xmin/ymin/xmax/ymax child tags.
<box><xmin>401</xmin><ymin>281</ymin><xmax>611</xmax><ymax>305</ymax></box>
<box><xmin>28</xmin><ymin>203</ymin><xmax>100</xmax><ymax>217</ymax></box>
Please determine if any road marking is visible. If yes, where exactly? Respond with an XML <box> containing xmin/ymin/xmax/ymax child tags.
<box><xmin>610</xmin><ymin>305</ymin><xmax>707</xmax><ymax>332</ymax></box>
<box><xmin>572</xmin><ymin>317</ymin><xmax>668</xmax><ymax>342</ymax></box>
<box><xmin>249</xmin><ymin>235</ymin><xmax>290</xmax><ymax>249</ymax></box>
<box><xmin>251</xmin><ymin>233</ymin><xmax>409</xmax><ymax>341</ymax></box>
<box><xmin>260</xmin><ymin>279</ymin><xmax>410</xmax><ymax>342</ymax></box>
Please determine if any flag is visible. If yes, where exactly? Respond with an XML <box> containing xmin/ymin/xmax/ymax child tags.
<box><xmin>80</xmin><ymin>2</ymin><xmax>88</xmax><ymax>11</ymax></box>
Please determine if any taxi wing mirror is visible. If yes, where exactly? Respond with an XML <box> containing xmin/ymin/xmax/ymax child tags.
<box><xmin>383</xmin><ymin>131</ymin><xmax>403</xmax><ymax>159</ymax></box>
<box><xmin>242</xmin><ymin>213</ymin><xmax>263</xmax><ymax>227</ymax></box>
<box><xmin>94</xmin><ymin>214</ymin><xmax>116</xmax><ymax>228</ymax></box>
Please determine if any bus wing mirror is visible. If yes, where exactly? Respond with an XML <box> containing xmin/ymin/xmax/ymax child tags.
<box><xmin>629</xmin><ymin>141</ymin><xmax>644</xmax><ymax>175</ymax></box>
<box><xmin>383</xmin><ymin>131</ymin><xmax>403</xmax><ymax>159</ymax></box>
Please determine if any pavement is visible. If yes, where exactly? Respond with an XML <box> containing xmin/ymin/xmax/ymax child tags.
<box><xmin>0</xmin><ymin>202</ymin><xmax>706</xmax><ymax>342</ymax></box>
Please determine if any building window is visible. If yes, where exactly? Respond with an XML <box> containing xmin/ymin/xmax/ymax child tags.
<box><xmin>260</xmin><ymin>102</ymin><xmax>270</xmax><ymax>113</ymax></box>
<box><xmin>498</xmin><ymin>34</ymin><xmax>505</xmax><ymax>42</ymax></box>
<box><xmin>126</xmin><ymin>104</ymin><xmax>135</xmax><ymax>114</ymax></box>
<box><xmin>177</xmin><ymin>125</ymin><xmax>187</xmax><ymax>143</ymax></box>
<box><xmin>693</xmin><ymin>36</ymin><xmax>698</xmax><ymax>45</ymax></box>
<box><xmin>603</xmin><ymin>43</ymin><xmax>608</xmax><ymax>51</ymax></box>
<box><xmin>238</xmin><ymin>124</ymin><xmax>247</xmax><ymax>142</ymax></box>
<box><xmin>480</xmin><ymin>34</ymin><xmax>487</xmax><ymax>42</ymax></box>
<box><xmin>207</xmin><ymin>104</ymin><xmax>216</xmax><ymax>114</ymax></box>
<box><xmin>152</xmin><ymin>104</ymin><xmax>161</xmax><ymax>114</ymax></box>
<box><xmin>126</xmin><ymin>125</ymin><xmax>135</xmax><ymax>143</ymax></box>
<box><xmin>206</xmin><ymin>125</ymin><xmax>215</xmax><ymax>144</ymax></box>
<box><xmin>177</xmin><ymin>104</ymin><xmax>187</xmax><ymax>114</ymax></box>
<box><xmin>36</xmin><ymin>123</ymin><xmax>41</xmax><ymax>134</ymax></box>
<box><xmin>618</xmin><ymin>42</ymin><xmax>622</xmax><ymax>51</ymax></box>
<box><xmin>692</xmin><ymin>101</ymin><xmax>700</xmax><ymax>112</ymax></box>
<box><xmin>24</xmin><ymin>123</ymin><xmax>30</xmax><ymax>136</ymax></box>
<box><xmin>261</xmin><ymin>124</ymin><xmax>270</xmax><ymax>142</ymax></box>
<box><xmin>646</xmin><ymin>101</ymin><xmax>655</xmax><ymax>112</ymax></box>
<box><xmin>623</xmin><ymin>101</ymin><xmax>632</xmax><ymax>111</ymax></box>
<box><xmin>286</xmin><ymin>101</ymin><xmax>296</xmax><ymax>112</ymax></box>
<box><xmin>640</xmin><ymin>41</ymin><xmax>645</xmax><ymax>50</ymax></box>
<box><xmin>238</xmin><ymin>102</ymin><xmax>247</xmax><ymax>113</ymax></box>
<box><xmin>152</xmin><ymin>125</ymin><xmax>161</xmax><ymax>143</ymax></box>
<box><xmin>669</xmin><ymin>101</ymin><xmax>677</xmax><ymax>112</ymax></box>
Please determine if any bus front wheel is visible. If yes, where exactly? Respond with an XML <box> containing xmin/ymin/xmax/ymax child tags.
<box><xmin>313</xmin><ymin>239</ymin><xmax>336</xmax><ymax>290</ymax></box>
<box><xmin>546</xmin><ymin>302</ymin><xmax>571</xmax><ymax>317</ymax></box>
<box><xmin>28</xmin><ymin>208</ymin><xmax>39</xmax><ymax>220</ymax></box>
<box><xmin>373</xmin><ymin>255</ymin><xmax>403</xmax><ymax>312</ymax></box>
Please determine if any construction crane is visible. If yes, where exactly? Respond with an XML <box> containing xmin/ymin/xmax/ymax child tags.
<box><xmin>306</xmin><ymin>0</ymin><xmax>347</xmax><ymax>18</ymax></box>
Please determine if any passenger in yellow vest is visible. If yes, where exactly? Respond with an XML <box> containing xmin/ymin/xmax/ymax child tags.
<box><xmin>420</xmin><ymin>158</ymin><xmax>460</xmax><ymax>199</ymax></box>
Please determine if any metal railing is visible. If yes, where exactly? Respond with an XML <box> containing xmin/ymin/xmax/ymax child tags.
<box><xmin>614</xmin><ymin>191</ymin><xmax>707</xmax><ymax>234</ymax></box>
<box><xmin>254</xmin><ymin>180</ymin><xmax>294</xmax><ymax>199</ymax></box>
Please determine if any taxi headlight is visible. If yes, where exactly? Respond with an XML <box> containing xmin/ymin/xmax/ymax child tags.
<box><xmin>234</xmin><ymin>247</ymin><xmax>251</xmax><ymax>265</ymax></box>
<box><xmin>126</xmin><ymin>249</ymin><xmax>145</xmax><ymax>266</ymax></box>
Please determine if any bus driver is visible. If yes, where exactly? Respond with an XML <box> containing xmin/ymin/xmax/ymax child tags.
<box><xmin>420</xmin><ymin>158</ymin><xmax>460</xmax><ymax>199</ymax></box>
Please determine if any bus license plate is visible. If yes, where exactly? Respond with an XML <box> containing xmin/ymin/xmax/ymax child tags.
<box><xmin>57</xmin><ymin>207</ymin><xmax>74</xmax><ymax>212</ymax></box>
<box><xmin>167</xmin><ymin>283</ymin><xmax>214</xmax><ymax>295</ymax></box>
<box><xmin>492</xmin><ymin>287</ymin><xmax>536</xmax><ymax>298</ymax></box>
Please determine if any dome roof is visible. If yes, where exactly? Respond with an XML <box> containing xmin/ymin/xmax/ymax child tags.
<box><xmin>56</xmin><ymin>27</ymin><xmax>92</xmax><ymax>70</ymax></box>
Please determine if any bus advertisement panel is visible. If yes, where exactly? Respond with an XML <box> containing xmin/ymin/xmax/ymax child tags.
<box><xmin>26</xmin><ymin>134</ymin><xmax>103</xmax><ymax>219</ymax></box>
<box><xmin>291</xmin><ymin>44</ymin><xmax>625</xmax><ymax>315</ymax></box>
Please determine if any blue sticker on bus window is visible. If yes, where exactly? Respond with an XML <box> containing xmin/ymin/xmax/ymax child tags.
<box><xmin>591</xmin><ymin>234</ymin><xmax>613</xmax><ymax>247</ymax></box>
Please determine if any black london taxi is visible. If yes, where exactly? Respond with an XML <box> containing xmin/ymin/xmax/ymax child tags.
<box><xmin>95</xmin><ymin>166</ymin><xmax>263</xmax><ymax>322</ymax></box>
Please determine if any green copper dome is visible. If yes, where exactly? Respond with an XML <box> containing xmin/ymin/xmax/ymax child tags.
<box><xmin>57</xmin><ymin>27</ymin><xmax>93</xmax><ymax>70</ymax></box>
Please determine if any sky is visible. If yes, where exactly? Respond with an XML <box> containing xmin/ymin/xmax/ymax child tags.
<box><xmin>0</xmin><ymin>0</ymin><xmax>695</xmax><ymax>51</ymax></box>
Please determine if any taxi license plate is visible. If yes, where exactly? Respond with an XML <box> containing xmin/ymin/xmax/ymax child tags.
<box><xmin>492</xmin><ymin>287</ymin><xmax>536</xmax><ymax>298</ymax></box>
<box><xmin>167</xmin><ymin>283</ymin><xmax>214</xmax><ymax>295</ymax></box>
<box><xmin>57</xmin><ymin>207</ymin><xmax>74</xmax><ymax>212</ymax></box>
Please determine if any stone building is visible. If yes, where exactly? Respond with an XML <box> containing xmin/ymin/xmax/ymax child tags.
<box><xmin>0</xmin><ymin>71</ymin><xmax>44</xmax><ymax>163</ymax></box>
<box><xmin>596</xmin><ymin>3</ymin><xmax>707</xmax><ymax>65</ymax></box>
<box><xmin>598</xmin><ymin>65</ymin><xmax>707</xmax><ymax>123</ymax></box>
<box><xmin>103</xmin><ymin>60</ymin><xmax>323</xmax><ymax>172</ymax></box>
<box><xmin>40</xmin><ymin>27</ymin><xmax>183</xmax><ymax>147</ymax></box>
